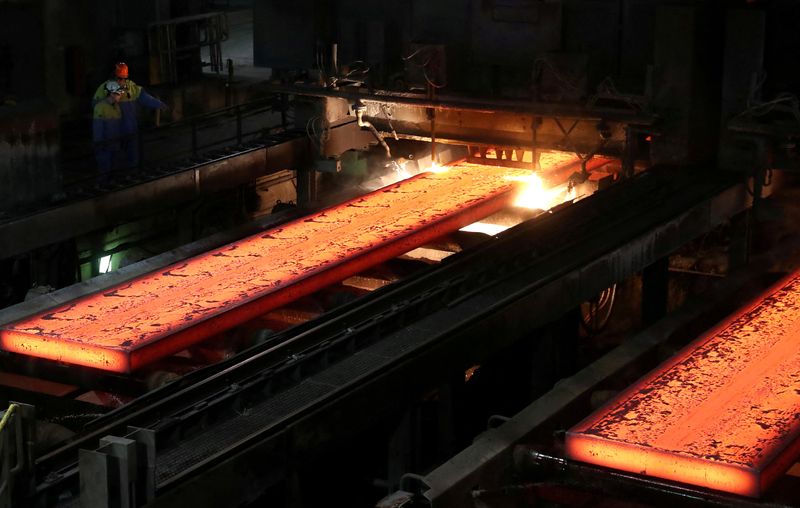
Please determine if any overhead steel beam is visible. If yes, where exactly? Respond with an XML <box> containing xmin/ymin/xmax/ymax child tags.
<box><xmin>272</xmin><ymin>86</ymin><xmax>647</xmax><ymax>159</ymax></box>
<box><xmin>264</xmin><ymin>84</ymin><xmax>656</xmax><ymax>124</ymax></box>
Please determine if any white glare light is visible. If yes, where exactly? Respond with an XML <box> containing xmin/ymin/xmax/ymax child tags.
<box><xmin>459</xmin><ymin>222</ymin><xmax>508</xmax><ymax>236</ymax></box>
<box><xmin>99</xmin><ymin>255</ymin><xmax>112</xmax><ymax>274</ymax></box>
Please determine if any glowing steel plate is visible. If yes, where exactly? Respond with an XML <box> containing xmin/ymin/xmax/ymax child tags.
<box><xmin>0</xmin><ymin>165</ymin><xmax>529</xmax><ymax>373</ymax></box>
<box><xmin>566</xmin><ymin>273</ymin><xmax>800</xmax><ymax>497</ymax></box>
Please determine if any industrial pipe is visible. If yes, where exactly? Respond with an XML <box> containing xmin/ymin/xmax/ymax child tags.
<box><xmin>355</xmin><ymin>101</ymin><xmax>392</xmax><ymax>159</ymax></box>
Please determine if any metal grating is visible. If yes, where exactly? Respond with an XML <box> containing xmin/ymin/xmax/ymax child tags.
<box><xmin>156</xmin><ymin>378</ymin><xmax>332</xmax><ymax>482</ymax></box>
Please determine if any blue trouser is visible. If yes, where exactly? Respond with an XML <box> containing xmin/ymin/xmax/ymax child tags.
<box><xmin>95</xmin><ymin>147</ymin><xmax>120</xmax><ymax>184</ymax></box>
<box><xmin>121</xmin><ymin>132</ymin><xmax>139</xmax><ymax>169</ymax></box>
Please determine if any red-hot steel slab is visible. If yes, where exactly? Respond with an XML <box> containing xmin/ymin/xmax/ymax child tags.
<box><xmin>566</xmin><ymin>272</ymin><xmax>800</xmax><ymax>497</ymax></box>
<box><xmin>0</xmin><ymin>164</ymin><xmax>530</xmax><ymax>373</ymax></box>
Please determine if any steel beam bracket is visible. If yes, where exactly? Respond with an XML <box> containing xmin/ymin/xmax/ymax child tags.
<box><xmin>399</xmin><ymin>473</ymin><xmax>431</xmax><ymax>498</ymax></box>
<box><xmin>79</xmin><ymin>426</ymin><xmax>156</xmax><ymax>508</ymax></box>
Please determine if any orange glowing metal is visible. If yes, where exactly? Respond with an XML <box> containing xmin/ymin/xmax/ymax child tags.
<box><xmin>566</xmin><ymin>273</ymin><xmax>800</xmax><ymax>497</ymax></box>
<box><xmin>0</xmin><ymin>164</ymin><xmax>530</xmax><ymax>373</ymax></box>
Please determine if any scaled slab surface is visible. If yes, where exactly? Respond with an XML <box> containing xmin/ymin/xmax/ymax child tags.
<box><xmin>1</xmin><ymin>165</ymin><xmax>528</xmax><ymax>373</ymax></box>
<box><xmin>567</xmin><ymin>273</ymin><xmax>800</xmax><ymax>497</ymax></box>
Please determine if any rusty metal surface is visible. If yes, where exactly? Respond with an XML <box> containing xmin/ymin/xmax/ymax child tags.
<box><xmin>0</xmin><ymin>164</ymin><xmax>528</xmax><ymax>373</ymax></box>
<box><xmin>566</xmin><ymin>272</ymin><xmax>800</xmax><ymax>497</ymax></box>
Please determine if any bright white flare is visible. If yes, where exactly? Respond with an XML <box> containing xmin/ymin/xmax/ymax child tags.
<box><xmin>98</xmin><ymin>255</ymin><xmax>112</xmax><ymax>274</ymax></box>
<box><xmin>459</xmin><ymin>222</ymin><xmax>509</xmax><ymax>236</ymax></box>
<box><xmin>426</xmin><ymin>161</ymin><xmax>449</xmax><ymax>174</ymax></box>
<box><xmin>506</xmin><ymin>174</ymin><xmax>563</xmax><ymax>210</ymax></box>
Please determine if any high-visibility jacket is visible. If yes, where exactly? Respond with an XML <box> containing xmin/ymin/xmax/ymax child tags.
<box><xmin>92</xmin><ymin>79</ymin><xmax>164</xmax><ymax>135</ymax></box>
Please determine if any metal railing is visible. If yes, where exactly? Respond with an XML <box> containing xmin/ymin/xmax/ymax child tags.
<box><xmin>0</xmin><ymin>404</ymin><xmax>19</xmax><ymax>508</ymax></box>
<box><xmin>63</xmin><ymin>94</ymin><xmax>290</xmax><ymax>190</ymax></box>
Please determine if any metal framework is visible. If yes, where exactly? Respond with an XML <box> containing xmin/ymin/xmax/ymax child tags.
<box><xmin>147</xmin><ymin>12</ymin><xmax>229</xmax><ymax>84</ymax></box>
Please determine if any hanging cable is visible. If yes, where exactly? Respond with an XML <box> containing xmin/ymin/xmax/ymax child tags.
<box><xmin>354</xmin><ymin>101</ymin><xmax>392</xmax><ymax>159</ymax></box>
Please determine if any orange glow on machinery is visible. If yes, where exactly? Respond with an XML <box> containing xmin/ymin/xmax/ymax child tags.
<box><xmin>0</xmin><ymin>164</ymin><xmax>530</xmax><ymax>373</ymax></box>
<box><xmin>566</xmin><ymin>273</ymin><xmax>800</xmax><ymax>497</ymax></box>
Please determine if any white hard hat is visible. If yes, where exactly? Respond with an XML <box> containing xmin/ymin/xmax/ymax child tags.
<box><xmin>105</xmin><ymin>80</ymin><xmax>123</xmax><ymax>95</ymax></box>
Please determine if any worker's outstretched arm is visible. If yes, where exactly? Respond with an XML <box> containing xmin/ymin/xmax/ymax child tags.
<box><xmin>137</xmin><ymin>88</ymin><xmax>167</xmax><ymax>111</ymax></box>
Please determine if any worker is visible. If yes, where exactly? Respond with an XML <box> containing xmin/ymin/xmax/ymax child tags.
<box><xmin>92</xmin><ymin>80</ymin><xmax>125</xmax><ymax>183</ymax></box>
<box><xmin>92</xmin><ymin>62</ymin><xmax>167</xmax><ymax>169</ymax></box>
